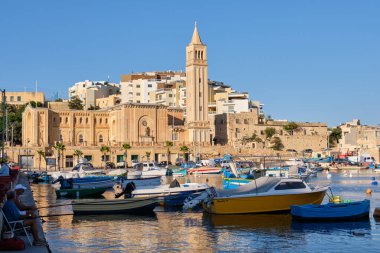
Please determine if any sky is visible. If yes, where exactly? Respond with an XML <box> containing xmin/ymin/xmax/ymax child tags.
<box><xmin>1</xmin><ymin>0</ymin><xmax>379</xmax><ymax>127</ymax></box>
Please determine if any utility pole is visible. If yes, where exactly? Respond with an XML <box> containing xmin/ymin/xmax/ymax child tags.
<box><xmin>1</xmin><ymin>89</ymin><xmax>6</xmax><ymax>164</ymax></box>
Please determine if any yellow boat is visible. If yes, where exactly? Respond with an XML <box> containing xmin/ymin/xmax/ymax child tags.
<box><xmin>202</xmin><ymin>177</ymin><xmax>328</xmax><ymax>214</ymax></box>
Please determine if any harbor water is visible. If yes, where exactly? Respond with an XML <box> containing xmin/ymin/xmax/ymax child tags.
<box><xmin>32</xmin><ymin>171</ymin><xmax>380</xmax><ymax>253</ymax></box>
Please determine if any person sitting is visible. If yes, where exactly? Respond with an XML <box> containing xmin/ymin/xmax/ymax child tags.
<box><xmin>2</xmin><ymin>190</ymin><xmax>46</xmax><ymax>246</ymax></box>
<box><xmin>14</xmin><ymin>184</ymin><xmax>37</xmax><ymax>214</ymax></box>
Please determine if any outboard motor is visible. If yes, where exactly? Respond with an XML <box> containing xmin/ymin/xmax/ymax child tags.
<box><xmin>115</xmin><ymin>182</ymin><xmax>136</xmax><ymax>199</ymax></box>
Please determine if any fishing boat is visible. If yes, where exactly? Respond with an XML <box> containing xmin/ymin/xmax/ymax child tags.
<box><xmin>183</xmin><ymin>177</ymin><xmax>328</xmax><ymax>214</ymax></box>
<box><xmin>53</xmin><ymin>176</ymin><xmax>118</xmax><ymax>189</ymax></box>
<box><xmin>187</xmin><ymin>167</ymin><xmax>223</xmax><ymax>175</ymax></box>
<box><xmin>72</xmin><ymin>197</ymin><xmax>159</xmax><ymax>214</ymax></box>
<box><xmin>131</xmin><ymin>180</ymin><xmax>209</xmax><ymax>207</ymax></box>
<box><xmin>55</xmin><ymin>187</ymin><xmax>107</xmax><ymax>198</ymax></box>
<box><xmin>291</xmin><ymin>199</ymin><xmax>370</xmax><ymax>221</ymax></box>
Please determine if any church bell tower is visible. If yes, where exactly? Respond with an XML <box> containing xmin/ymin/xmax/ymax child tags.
<box><xmin>186</xmin><ymin>23</ymin><xmax>210</xmax><ymax>144</ymax></box>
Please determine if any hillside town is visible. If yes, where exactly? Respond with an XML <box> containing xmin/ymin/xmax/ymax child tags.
<box><xmin>1</xmin><ymin>25</ymin><xmax>379</xmax><ymax>169</ymax></box>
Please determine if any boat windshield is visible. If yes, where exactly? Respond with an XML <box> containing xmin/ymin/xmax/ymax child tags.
<box><xmin>218</xmin><ymin>177</ymin><xmax>281</xmax><ymax>197</ymax></box>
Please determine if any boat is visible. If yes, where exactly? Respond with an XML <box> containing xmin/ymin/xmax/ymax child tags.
<box><xmin>55</xmin><ymin>187</ymin><xmax>107</xmax><ymax>198</ymax></box>
<box><xmin>49</xmin><ymin>162</ymin><xmax>105</xmax><ymax>180</ymax></box>
<box><xmin>187</xmin><ymin>167</ymin><xmax>222</xmax><ymax>175</ymax></box>
<box><xmin>131</xmin><ymin>179</ymin><xmax>209</xmax><ymax>207</ymax></box>
<box><xmin>183</xmin><ymin>177</ymin><xmax>328</xmax><ymax>214</ymax></box>
<box><xmin>53</xmin><ymin>176</ymin><xmax>118</xmax><ymax>189</ymax></box>
<box><xmin>223</xmin><ymin>177</ymin><xmax>251</xmax><ymax>189</ymax></box>
<box><xmin>127</xmin><ymin>162</ymin><xmax>168</xmax><ymax>177</ymax></box>
<box><xmin>119</xmin><ymin>175</ymin><xmax>162</xmax><ymax>188</ymax></box>
<box><xmin>72</xmin><ymin>197</ymin><xmax>159</xmax><ymax>214</ymax></box>
<box><xmin>291</xmin><ymin>199</ymin><xmax>370</xmax><ymax>221</ymax></box>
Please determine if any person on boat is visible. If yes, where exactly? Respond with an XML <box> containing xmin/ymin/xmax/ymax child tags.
<box><xmin>2</xmin><ymin>191</ymin><xmax>46</xmax><ymax>246</ymax></box>
<box><xmin>14</xmin><ymin>184</ymin><xmax>37</xmax><ymax>214</ymax></box>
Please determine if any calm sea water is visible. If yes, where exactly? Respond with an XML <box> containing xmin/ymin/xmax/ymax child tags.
<box><xmin>32</xmin><ymin>171</ymin><xmax>380</xmax><ymax>253</ymax></box>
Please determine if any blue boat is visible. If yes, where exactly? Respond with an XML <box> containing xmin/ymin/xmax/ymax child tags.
<box><xmin>291</xmin><ymin>199</ymin><xmax>370</xmax><ymax>221</ymax></box>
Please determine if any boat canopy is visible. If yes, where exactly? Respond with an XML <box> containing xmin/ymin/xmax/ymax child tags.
<box><xmin>217</xmin><ymin>177</ymin><xmax>281</xmax><ymax>197</ymax></box>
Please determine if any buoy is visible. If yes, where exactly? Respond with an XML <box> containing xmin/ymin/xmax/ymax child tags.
<box><xmin>366</xmin><ymin>188</ymin><xmax>372</xmax><ymax>194</ymax></box>
<box><xmin>373</xmin><ymin>207</ymin><xmax>380</xmax><ymax>217</ymax></box>
<box><xmin>371</xmin><ymin>181</ymin><xmax>378</xmax><ymax>186</ymax></box>
<box><xmin>349</xmin><ymin>173</ymin><xmax>353</xmax><ymax>178</ymax></box>
<box><xmin>372</xmin><ymin>177</ymin><xmax>376</xmax><ymax>181</ymax></box>
<box><xmin>327</xmin><ymin>174</ymin><xmax>332</xmax><ymax>179</ymax></box>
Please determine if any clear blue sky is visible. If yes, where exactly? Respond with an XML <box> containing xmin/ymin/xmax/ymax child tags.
<box><xmin>1</xmin><ymin>0</ymin><xmax>379</xmax><ymax>127</ymax></box>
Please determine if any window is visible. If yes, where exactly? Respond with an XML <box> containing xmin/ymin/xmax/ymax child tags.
<box><xmin>136</xmin><ymin>100</ymin><xmax>140</xmax><ymax>103</ymax></box>
<box><xmin>98</xmin><ymin>135</ymin><xmax>103</xmax><ymax>143</ymax></box>
<box><xmin>17</xmin><ymin>96</ymin><xmax>21</xmax><ymax>102</ymax></box>
<box><xmin>65</xmin><ymin>156</ymin><xmax>74</xmax><ymax>168</ymax></box>
<box><xmin>236</xmin><ymin>119</ymin><xmax>240</xmax><ymax>124</ymax></box>
<box><xmin>79</xmin><ymin>134</ymin><xmax>84</xmax><ymax>143</ymax></box>
<box><xmin>102</xmin><ymin>155</ymin><xmax>110</xmax><ymax>162</ymax></box>
<box><xmin>86</xmin><ymin>118</ymin><xmax>88</xmax><ymax>124</ymax></box>
<box><xmin>129</xmin><ymin>92</ymin><xmax>133</xmax><ymax>95</ymax></box>
<box><xmin>169</xmin><ymin>94</ymin><xmax>173</xmax><ymax>98</ymax></box>
<box><xmin>100</xmin><ymin>118</ymin><xmax>102</xmax><ymax>124</ymax></box>
<box><xmin>136</xmin><ymin>92</ymin><xmax>141</xmax><ymax>96</ymax></box>
<box><xmin>244</xmin><ymin>119</ymin><xmax>249</xmax><ymax>124</ymax></box>
<box><xmin>59</xmin><ymin>117</ymin><xmax>62</xmax><ymax>123</ymax></box>
<box><xmin>53</xmin><ymin>117</ymin><xmax>56</xmax><ymax>123</ymax></box>
<box><xmin>10</xmin><ymin>96</ymin><xmax>14</xmax><ymax>102</ymax></box>
<box><xmin>136</xmin><ymin>85</ymin><xmax>140</xmax><ymax>88</ymax></box>
<box><xmin>80</xmin><ymin>118</ymin><xmax>82</xmax><ymax>124</ymax></box>
<box><xmin>84</xmin><ymin>155</ymin><xmax>92</xmax><ymax>162</ymax></box>
<box><xmin>105</xmin><ymin>119</ymin><xmax>108</xmax><ymax>124</ymax></box>
<box><xmin>59</xmin><ymin>134</ymin><xmax>63</xmax><ymax>141</ymax></box>
<box><xmin>200</xmin><ymin>106</ymin><xmax>202</xmax><ymax>111</ymax></box>
<box><xmin>65</xmin><ymin>117</ymin><xmax>68</xmax><ymax>123</ymax></box>
<box><xmin>275</xmin><ymin>182</ymin><xmax>306</xmax><ymax>190</ymax></box>
<box><xmin>148</xmin><ymin>84</ymin><xmax>152</xmax><ymax>88</ymax></box>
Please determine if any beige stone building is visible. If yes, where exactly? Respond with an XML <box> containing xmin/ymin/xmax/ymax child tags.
<box><xmin>213</xmin><ymin>111</ymin><xmax>328</xmax><ymax>153</ymax></box>
<box><xmin>5</xmin><ymin>92</ymin><xmax>45</xmax><ymax>108</ymax></box>
<box><xmin>339</xmin><ymin>119</ymin><xmax>380</xmax><ymax>161</ymax></box>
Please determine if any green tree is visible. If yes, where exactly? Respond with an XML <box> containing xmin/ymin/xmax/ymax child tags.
<box><xmin>240</xmin><ymin>133</ymin><xmax>261</xmax><ymax>145</ymax></box>
<box><xmin>165</xmin><ymin>141</ymin><xmax>174</xmax><ymax>165</ymax></box>
<box><xmin>55</xmin><ymin>98</ymin><xmax>63</xmax><ymax>102</ymax></box>
<box><xmin>68</xmin><ymin>96</ymin><xmax>84</xmax><ymax>110</ymax></box>
<box><xmin>180</xmin><ymin>145</ymin><xmax>189</xmax><ymax>162</ymax></box>
<box><xmin>271</xmin><ymin>137</ymin><xmax>284</xmax><ymax>151</ymax></box>
<box><xmin>122</xmin><ymin>143</ymin><xmax>132</xmax><ymax>168</ymax></box>
<box><xmin>53</xmin><ymin>142</ymin><xmax>65</xmax><ymax>170</ymax></box>
<box><xmin>73</xmin><ymin>149</ymin><xmax>83</xmax><ymax>164</ymax></box>
<box><xmin>264</xmin><ymin>127</ymin><xmax>276</xmax><ymax>139</ymax></box>
<box><xmin>100</xmin><ymin>146</ymin><xmax>110</xmax><ymax>168</ymax></box>
<box><xmin>88</xmin><ymin>105</ymin><xmax>100</xmax><ymax>110</ymax></box>
<box><xmin>283</xmin><ymin>122</ymin><xmax>299</xmax><ymax>135</ymax></box>
<box><xmin>36</xmin><ymin>150</ymin><xmax>46</xmax><ymax>172</ymax></box>
<box><xmin>329</xmin><ymin>127</ymin><xmax>342</xmax><ymax>146</ymax></box>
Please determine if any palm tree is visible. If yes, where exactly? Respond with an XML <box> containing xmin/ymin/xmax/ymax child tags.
<box><xmin>36</xmin><ymin>150</ymin><xmax>46</xmax><ymax>172</ymax></box>
<box><xmin>145</xmin><ymin>151</ymin><xmax>151</xmax><ymax>162</ymax></box>
<box><xmin>165</xmin><ymin>141</ymin><xmax>173</xmax><ymax>165</ymax></box>
<box><xmin>73</xmin><ymin>149</ymin><xmax>83</xmax><ymax>165</ymax></box>
<box><xmin>100</xmin><ymin>146</ymin><xmax>110</xmax><ymax>168</ymax></box>
<box><xmin>53</xmin><ymin>142</ymin><xmax>65</xmax><ymax>171</ymax></box>
<box><xmin>180</xmin><ymin>145</ymin><xmax>189</xmax><ymax>162</ymax></box>
<box><xmin>122</xmin><ymin>143</ymin><xmax>132</xmax><ymax>169</ymax></box>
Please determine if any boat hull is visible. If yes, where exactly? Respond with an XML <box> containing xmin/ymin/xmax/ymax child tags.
<box><xmin>55</xmin><ymin>187</ymin><xmax>107</xmax><ymax>198</ymax></box>
<box><xmin>291</xmin><ymin>200</ymin><xmax>370</xmax><ymax>221</ymax></box>
<box><xmin>204</xmin><ymin>190</ymin><xmax>326</xmax><ymax>214</ymax></box>
<box><xmin>72</xmin><ymin>197</ymin><xmax>158</xmax><ymax>215</ymax></box>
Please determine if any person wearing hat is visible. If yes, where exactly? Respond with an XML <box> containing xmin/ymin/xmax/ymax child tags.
<box><xmin>14</xmin><ymin>184</ymin><xmax>37</xmax><ymax>215</ymax></box>
<box><xmin>3</xmin><ymin>190</ymin><xmax>46</xmax><ymax>246</ymax></box>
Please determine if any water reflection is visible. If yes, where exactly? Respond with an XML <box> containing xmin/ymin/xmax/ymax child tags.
<box><xmin>30</xmin><ymin>170</ymin><xmax>380</xmax><ymax>253</ymax></box>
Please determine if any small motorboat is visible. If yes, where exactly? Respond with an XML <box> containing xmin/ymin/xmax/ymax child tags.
<box><xmin>291</xmin><ymin>199</ymin><xmax>370</xmax><ymax>221</ymax></box>
<box><xmin>131</xmin><ymin>179</ymin><xmax>209</xmax><ymax>207</ymax></box>
<box><xmin>55</xmin><ymin>187</ymin><xmax>107</xmax><ymax>198</ymax></box>
<box><xmin>72</xmin><ymin>197</ymin><xmax>159</xmax><ymax>215</ymax></box>
<box><xmin>187</xmin><ymin>167</ymin><xmax>222</xmax><ymax>175</ymax></box>
<box><xmin>52</xmin><ymin>176</ymin><xmax>118</xmax><ymax>189</ymax></box>
<box><xmin>183</xmin><ymin>177</ymin><xmax>328</xmax><ymax>214</ymax></box>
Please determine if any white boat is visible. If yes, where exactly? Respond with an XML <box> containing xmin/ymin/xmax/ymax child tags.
<box><xmin>49</xmin><ymin>163</ymin><xmax>105</xmax><ymax>180</ymax></box>
<box><xmin>128</xmin><ymin>162</ymin><xmax>167</xmax><ymax>177</ymax></box>
<box><xmin>132</xmin><ymin>180</ymin><xmax>209</xmax><ymax>206</ymax></box>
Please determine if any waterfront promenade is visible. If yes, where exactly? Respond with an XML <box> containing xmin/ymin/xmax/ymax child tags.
<box><xmin>4</xmin><ymin>173</ymin><xmax>50</xmax><ymax>253</ymax></box>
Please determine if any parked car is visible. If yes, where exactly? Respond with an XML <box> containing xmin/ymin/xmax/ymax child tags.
<box><xmin>116</xmin><ymin>161</ymin><xmax>126</xmax><ymax>168</ymax></box>
<box><xmin>105</xmin><ymin>162</ymin><xmax>115</xmax><ymax>169</ymax></box>
<box><xmin>333</xmin><ymin>158</ymin><xmax>349</xmax><ymax>164</ymax></box>
<box><xmin>303</xmin><ymin>149</ymin><xmax>313</xmax><ymax>153</ymax></box>
<box><xmin>158</xmin><ymin>161</ymin><xmax>172</xmax><ymax>167</ymax></box>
